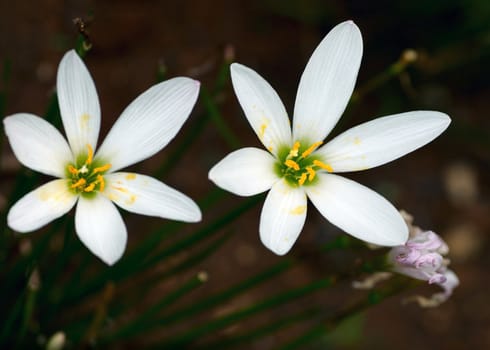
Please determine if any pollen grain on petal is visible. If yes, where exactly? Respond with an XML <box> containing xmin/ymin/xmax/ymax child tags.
<box><xmin>112</xmin><ymin>186</ymin><xmax>129</xmax><ymax>193</ymax></box>
<box><xmin>290</xmin><ymin>205</ymin><xmax>306</xmax><ymax>215</ymax></box>
<box><xmin>125</xmin><ymin>173</ymin><xmax>137</xmax><ymax>180</ymax></box>
<box><xmin>81</xmin><ymin>113</ymin><xmax>91</xmax><ymax>128</ymax></box>
<box><xmin>126</xmin><ymin>195</ymin><xmax>137</xmax><ymax>205</ymax></box>
<box><xmin>259</xmin><ymin>123</ymin><xmax>267</xmax><ymax>139</ymax></box>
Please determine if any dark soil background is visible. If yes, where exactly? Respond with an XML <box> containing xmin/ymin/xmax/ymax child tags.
<box><xmin>1</xmin><ymin>0</ymin><xmax>489</xmax><ymax>349</ymax></box>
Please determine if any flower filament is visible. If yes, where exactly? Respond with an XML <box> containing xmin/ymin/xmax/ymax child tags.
<box><xmin>276</xmin><ymin>141</ymin><xmax>333</xmax><ymax>187</ymax></box>
<box><xmin>67</xmin><ymin>144</ymin><xmax>111</xmax><ymax>195</ymax></box>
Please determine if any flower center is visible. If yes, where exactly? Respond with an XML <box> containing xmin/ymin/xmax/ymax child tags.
<box><xmin>275</xmin><ymin>141</ymin><xmax>333</xmax><ymax>187</ymax></box>
<box><xmin>66</xmin><ymin>144</ymin><xmax>111</xmax><ymax>196</ymax></box>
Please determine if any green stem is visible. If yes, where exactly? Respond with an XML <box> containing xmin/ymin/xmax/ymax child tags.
<box><xmin>15</xmin><ymin>271</ymin><xmax>40</xmax><ymax>348</ymax></box>
<box><xmin>204</xmin><ymin>308</ymin><xmax>320</xmax><ymax>349</ymax></box>
<box><xmin>162</xmin><ymin>277</ymin><xmax>335</xmax><ymax>347</ymax></box>
<box><xmin>351</xmin><ymin>49</ymin><xmax>417</xmax><ymax>104</ymax></box>
<box><xmin>112</xmin><ymin>259</ymin><xmax>292</xmax><ymax>342</ymax></box>
<box><xmin>60</xmin><ymin>192</ymin><xmax>260</xmax><ymax>306</ymax></box>
<box><xmin>139</xmin><ymin>194</ymin><xmax>262</xmax><ymax>269</ymax></box>
<box><xmin>108</xmin><ymin>272</ymin><xmax>208</xmax><ymax>341</ymax></box>
<box><xmin>201</xmin><ymin>87</ymin><xmax>241</xmax><ymax>149</ymax></box>
<box><xmin>278</xmin><ymin>277</ymin><xmax>415</xmax><ymax>350</ymax></box>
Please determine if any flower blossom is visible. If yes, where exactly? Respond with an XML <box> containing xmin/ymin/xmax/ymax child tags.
<box><xmin>4</xmin><ymin>50</ymin><xmax>202</xmax><ymax>265</ymax></box>
<box><xmin>387</xmin><ymin>212</ymin><xmax>459</xmax><ymax>307</ymax></box>
<box><xmin>209</xmin><ymin>21</ymin><xmax>450</xmax><ymax>255</ymax></box>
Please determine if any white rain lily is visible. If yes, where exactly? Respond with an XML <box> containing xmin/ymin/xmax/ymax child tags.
<box><xmin>4</xmin><ymin>50</ymin><xmax>202</xmax><ymax>265</ymax></box>
<box><xmin>209</xmin><ymin>21</ymin><xmax>450</xmax><ymax>255</ymax></box>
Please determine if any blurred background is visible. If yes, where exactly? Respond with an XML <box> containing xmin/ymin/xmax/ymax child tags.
<box><xmin>0</xmin><ymin>0</ymin><xmax>489</xmax><ymax>349</ymax></box>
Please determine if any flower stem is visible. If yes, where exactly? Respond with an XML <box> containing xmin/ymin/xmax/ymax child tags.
<box><xmin>107</xmin><ymin>272</ymin><xmax>208</xmax><ymax>341</ymax></box>
<box><xmin>201</xmin><ymin>87</ymin><xmax>241</xmax><ymax>149</ymax></box>
<box><xmin>161</xmin><ymin>277</ymin><xmax>336</xmax><ymax>347</ymax></box>
<box><xmin>278</xmin><ymin>276</ymin><xmax>416</xmax><ymax>350</ymax></box>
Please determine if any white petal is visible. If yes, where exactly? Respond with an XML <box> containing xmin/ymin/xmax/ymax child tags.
<box><xmin>57</xmin><ymin>50</ymin><xmax>101</xmax><ymax>156</ymax></box>
<box><xmin>259</xmin><ymin>180</ymin><xmax>307</xmax><ymax>255</ymax></box>
<box><xmin>293</xmin><ymin>21</ymin><xmax>362</xmax><ymax>143</ymax></box>
<box><xmin>95</xmin><ymin>77</ymin><xmax>200</xmax><ymax>172</ymax></box>
<box><xmin>230</xmin><ymin>63</ymin><xmax>292</xmax><ymax>155</ymax></box>
<box><xmin>75</xmin><ymin>195</ymin><xmax>127</xmax><ymax>265</ymax></box>
<box><xmin>4</xmin><ymin>113</ymin><xmax>72</xmax><ymax>177</ymax></box>
<box><xmin>104</xmin><ymin>172</ymin><xmax>201</xmax><ymax>222</ymax></box>
<box><xmin>209</xmin><ymin>147</ymin><xmax>279</xmax><ymax>196</ymax></box>
<box><xmin>305</xmin><ymin>173</ymin><xmax>407</xmax><ymax>246</ymax></box>
<box><xmin>315</xmin><ymin>111</ymin><xmax>451</xmax><ymax>172</ymax></box>
<box><xmin>7</xmin><ymin>179</ymin><xmax>78</xmax><ymax>232</ymax></box>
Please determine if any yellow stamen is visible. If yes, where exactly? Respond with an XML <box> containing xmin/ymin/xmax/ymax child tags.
<box><xmin>301</xmin><ymin>141</ymin><xmax>323</xmax><ymax>158</ymax></box>
<box><xmin>86</xmin><ymin>144</ymin><xmax>94</xmax><ymax>165</ymax></box>
<box><xmin>97</xmin><ymin>175</ymin><xmax>105</xmax><ymax>192</ymax></box>
<box><xmin>306</xmin><ymin>166</ymin><xmax>316</xmax><ymax>181</ymax></box>
<box><xmin>284</xmin><ymin>159</ymin><xmax>300</xmax><ymax>171</ymax></box>
<box><xmin>298</xmin><ymin>172</ymin><xmax>307</xmax><ymax>186</ymax></box>
<box><xmin>84</xmin><ymin>183</ymin><xmax>96</xmax><ymax>192</ymax></box>
<box><xmin>68</xmin><ymin>165</ymin><xmax>79</xmax><ymax>175</ymax></box>
<box><xmin>92</xmin><ymin>164</ymin><xmax>112</xmax><ymax>174</ymax></box>
<box><xmin>71</xmin><ymin>178</ymin><xmax>86</xmax><ymax>189</ymax></box>
<box><xmin>313</xmin><ymin>160</ymin><xmax>333</xmax><ymax>172</ymax></box>
<box><xmin>288</xmin><ymin>141</ymin><xmax>301</xmax><ymax>158</ymax></box>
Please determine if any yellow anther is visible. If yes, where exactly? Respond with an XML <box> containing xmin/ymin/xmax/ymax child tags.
<box><xmin>301</xmin><ymin>141</ymin><xmax>323</xmax><ymax>158</ymax></box>
<box><xmin>86</xmin><ymin>144</ymin><xmax>94</xmax><ymax>165</ymax></box>
<box><xmin>97</xmin><ymin>175</ymin><xmax>105</xmax><ymax>192</ymax></box>
<box><xmin>306</xmin><ymin>166</ymin><xmax>316</xmax><ymax>181</ymax></box>
<box><xmin>284</xmin><ymin>159</ymin><xmax>300</xmax><ymax>171</ymax></box>
<box><xmin>84</xmin><ymin>183</ymin><xmax>96</xmax><ymax>192</ymax></box>
<box><xmin>288</xmin><ymin>141</ymin><xmax>301</xmax><ymax>158</ymax></box>
<box><xmin>67</xmin><ymin>165</ymin><xmax>79</xmax><ymax>175</ymax></box>
<box><xmin>313</xmin><ymin>160</ymin><xmax>333</xmax><ymax>172</ymax></box>
<box><xmin>92</xmin><ymin>164</ymin><xmax>112</xmax><ymax>174</ymax></box>
<box><xmin>71</xmin><ymin>178</ymin><xmax>86</xmax><ymax>189</ymax></box>
<box><xmin>298</xmin><ymin>172</ymin><xmax>307</xmax><ymax>186</ymax></box>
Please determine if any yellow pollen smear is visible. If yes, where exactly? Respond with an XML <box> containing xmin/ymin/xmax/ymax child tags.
<box><xmin>301</xmin><ymin>141</ymin><xmax>323</xmax><ymax>158</ymax></box>
<box><xmin>259</xmin><ymin>124</ymin><xmax>267</xmax><ymax>138</ymax></box>
<box><xmin>306</xmin><ymin>166</ymin><xmax>316</xmax><ymax>181</ymax></box>
<box><xmin>288</xmin><ymin>141</ymin><xmax>300</xmax><ymax>158</ymax></box>
<box><xmin>284</xmin><ymin>159</ymin><xmax>300</xmax><ymax>171</ymax></box>
<box><xmin>86</xmin><ymin>144</ymin><xmax>94</xmax><ymax>165</ymax></box>
<box><xmin>84</xmin><ymin>183</ymin><xmax>96</xmax><ymax>192</ymax></box>
<box><xmin>290</xmin><ymin>205</ymin><xmax>306</xmax><ymax>215</ymax></box>
<box><xmin>313</xmin><ymin>160</ymin><xmax>333</xmax><ymax>172</ymax></box>
<box><xmin>125</xmin><ymin>173</ymin><xmax>136</xmax><ymax>180</ymax></box>
<box><xmin>71</xmin><ymin>178</ymin><xmax>86</xmax><ymax>189</ymax></box>
<box><xmin>68</xmin><ymin>165</ymin><xmax>79</xmax><ymax>175</ymax></box>
<box><xmin>126</xmin><ymin>195</ymin><xmax>136</xmax><ymax>205</ymax></box>
<box><xmin>298</xmin><ymin>172</ymin><xmax>307</xmax><ymax>186</ymax></box>
<box><xmin>97</xmin><ymin>175</ymin><xmax>105</xmax><ymax>192</ymax></box>
<box><xmin>113</xmin><ymin>186</ymin><xmax>128</xmax><ymax>193</ymax></box>
<box><xmin>92</xmin><ymin>164</ymin><xmax>112</xmax><ymax>174</ymax></box>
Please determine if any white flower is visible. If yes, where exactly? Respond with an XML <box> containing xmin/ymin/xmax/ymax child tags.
<box><xmin>4</xmin><ymin>50</ymin><xmax>202</xmax><ymax>265</ymax></box>
<box><xmin>209</xmin><ymin>21</ymin><xmax>450</xmax><ymax>255</ymax></box>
